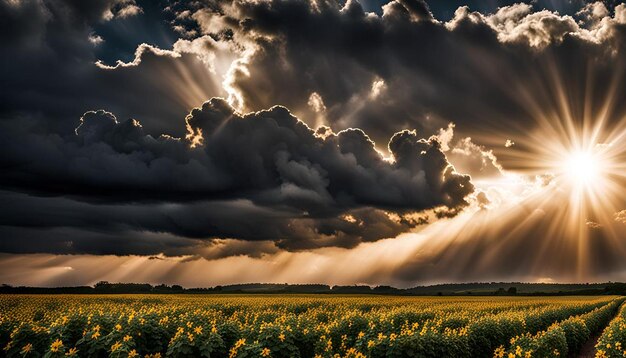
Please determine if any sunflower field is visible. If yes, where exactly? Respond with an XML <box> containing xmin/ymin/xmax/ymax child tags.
<box><xmin>0</xmin><ymin>295</ymin><xmax>623</xmax><ymax>357</ymax></box>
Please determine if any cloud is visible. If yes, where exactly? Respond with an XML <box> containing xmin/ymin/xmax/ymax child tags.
<box><xmin>577</xmin><ymin>2</ymin><xmax>609</xmax><ymax>24</ymax></box>
<box><xmin>0</xmin><ymin>98</ymin><xmax>473</xmax><ymax>253</ymax></box>
<box><xmin>2</xmin><ymin>180</ymin><xmax>626</xmax><ymax>288</ymax></box>
<box><xmin>586</xmin><ymin>220</ymin><xmax>602</xmax><ymax>229</ymax></box>
<box><xmin>0</xmin><ymin>0</ymin><xmax>226</xmax><ymax>138</ymax></box>
<box><xmin>481</xmin><ymin>4</ymin><xmax>580</xmax><ymax>48</ymax></box>
<box><xmin>165</xmin><ymin>0</ymin><xmax>626</xmax><ymax>163</ymax></box>
<box><xmin>0</xmin><ymin>189</ymin><xmax>417</xmax><ymax>254</ymax></box>
<box><xmin>381</xmin><ymin>0</ymin><xmax>435</xmax><ymax>23</ymax></box>
<box><xmin>95</xmin><ymin>43</ymin><xmax>181</xmax><ymax>69</ymax></box>
<box><xmin>2</xmin><ymin>0</ymin><xmax>626</xmax><ymax>277</ymax></box>
<box><xmin>436</xmin><ymin>123</ymin><xmax>504</xmax><ymax>180</ymax></box>
<box><xmin>5</xmin><ymin>0</ymin><xmax>626</xmax><ymax>164</ymax></box>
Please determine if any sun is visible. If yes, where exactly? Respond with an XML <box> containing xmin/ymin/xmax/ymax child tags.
<box><xmin>561</xmin><ymin>150</ymin><xmax>601</xmax><ymax>188</ymax></box>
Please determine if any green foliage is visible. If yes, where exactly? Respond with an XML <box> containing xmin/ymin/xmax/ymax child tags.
<box><xmin>165</xmin><ymin>326</ymin><xmax>225</xmax><ymax>357</ymax></box>
<box><xmin>3</xmin><ymin>324</ymin><xmax>50</xmax><ymax>358</ymax></box>
<box><xmin>595</xmin><ymin>302</ymin><xmax>626</xmax><ymax>357</ymax></box>
<box><xmin>497</xmin><ymin>297</ymin><xmax>624</xmax><ymax>357</ymax></box>
<box><xmin>559</xmin><ymin>317</ymin><xmax>589</xmax><ymax>353</ymax></box>
<box><xmin>0</xmin><ymin>295</ymin><xmax>622</xmax><ymax>358</ymax></box>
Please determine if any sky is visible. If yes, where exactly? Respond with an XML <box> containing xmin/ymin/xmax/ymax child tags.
<box><xmin>1</xmin><ymin>0</ymin><xmax>626</xmax><ymax>288</ymax></box>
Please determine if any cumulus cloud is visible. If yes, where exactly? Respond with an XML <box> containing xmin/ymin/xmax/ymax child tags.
<box><xmin>577</xmin><ymin>2</ymin><xmax>609</xmax><ymax>24</ymax></box>
<box><xmin>483</xmin><ymin>4</ymin><xmax>580</xmax><ymax>48</ymax></box>
<box><xmin>0</xmin><ymin>97</ymin><xmax>473</xmax><ymax>253</ymax></box>
<box><xmin>6</xmin><ymin>0</ymin><xmax>626</xmax><ymax>154</ymax></box>
<box><xmin>436</xmin><ymin>123</ymin><xmax>504</xmax><ymax>179</ymax></box>
<box><xmin>0</xmin><ymin>0</ymin><xmax>226</xmax><ymax>138</ymax></box>
<box><xmin>162</xmin><ymin>0</ymin><xmax>626</xmax><ymax>163</ymax></box>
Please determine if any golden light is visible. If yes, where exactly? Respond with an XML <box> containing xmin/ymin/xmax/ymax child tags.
<box><xmin>562</xmin><ymin>150</ymin><xmax>598</xmax><ymax>186</ymax></box>
<box><xmin>551</xmin><ymin>139</ymin><xmax>623</xmax><ymax>211</ymax></box>
<box><xmin>461</xmin><ymin>56</ymin><xmax>626</xmax><ymax>282</ymax></box>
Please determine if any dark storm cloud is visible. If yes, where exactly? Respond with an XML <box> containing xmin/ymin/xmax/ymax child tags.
<box><xmin>0</xmin><ymin>97</ymin><xmax>472</xmax><ymax>253</ymax></box>
<box><xmin>0</xmin><ymin>191</ymin><xmax>412</xmax><ymax>253</ymax></box>
<box><xmin>2</xmin><ymin>0</ymin><xmax>626</xmax><ymax>258</ymax></box>
<box><xmin>0</xmin><ymin>0</ymin><xmax>221</xmax><ymax>137</ymax></box>
<box><xmin>0</xmin><ymin>191</ymin><xmax>335</xmax><ymax>254</ymax></box>
<box><xmin>180</xmin><ymin>0</ymin><xmax>626</xmax><ymax>151</ymax></box>
<box><xmin>2</xmin><ymin>99</ymin><xmax>472</xmax><ymax>208</ymax></box>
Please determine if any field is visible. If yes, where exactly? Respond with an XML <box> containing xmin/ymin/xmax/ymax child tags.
<box><xmin>1</xmin><ymin>295</ymin><xmax>625</xmax><ymax>357</ymax></box>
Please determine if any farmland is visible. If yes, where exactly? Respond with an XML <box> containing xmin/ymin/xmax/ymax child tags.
<box><xmin>0</xmin><ymin>295</ymin><xmax>624</xmax><ymax>357</ymax></box>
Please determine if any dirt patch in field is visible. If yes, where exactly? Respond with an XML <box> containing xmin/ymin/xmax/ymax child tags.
<box><xmin>575</xmin><ymin>333</ymin><xmax>600</xmax><ymax>358</ymax></box>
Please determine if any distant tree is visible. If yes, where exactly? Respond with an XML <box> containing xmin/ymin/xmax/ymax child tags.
<box><xmin>507</xmin><ymin>287</ymin><xmax>517</xmax><ymax>295</ymax></box>
<box><xmin>94</xmin><ymin>281</ymin><xmax>110</xmax><ymax>287</ymax></box>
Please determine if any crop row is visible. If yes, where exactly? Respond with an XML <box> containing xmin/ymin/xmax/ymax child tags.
<box><xmin>361</xmin><ymin>298</ymin><xmax>619</xmax><ymax>358</ymax></box>
<box><xmin>495</xmin><ymin>297</ymin><xmax>624</xmax><ymax>357</ymax></box>
<box><xmin>0</xmin><ymin>295</ymin><xmax>620</xmax><ymax>357</ymax></box>
<box><xmin>595</xmin><ymin>300</ymin><xmax>626</xmax><ymax>357</ymax></box>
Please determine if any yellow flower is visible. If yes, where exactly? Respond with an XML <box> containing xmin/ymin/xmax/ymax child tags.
<box><xmin>261</xmin><ymin>347</ymin><xmax>271</xmax><ymax>357</ymax></box>
<box><xmin>229</xmin><ymin>338</ymin><xmax>246</xmax><ymax>358</ymax></box>
<box><xmin>278</xmin><ymin>333</ymin><xmax>285</xmax><ymax>342</ymax></box>
<box><xmin>65</xmin><ymin>347</ymin><xmax>78</xmax><ymax>356</ymax></box>
<box><xmin>115</xmin><ymin>324</ymin><xmax>122</xmax><ymax>331</ymax></box>
<box><xmin>123</xmin><ymin>335</ymin><xmax>132</xmax><ymax>342</ymax></box>
<box><xmin>20</xmin><ymin>343</ymin><xmax>33</xmax><ymax>354</ymax></box>
<box><xmin>194</xmin><ymin>326</ymin><xmax>203</xmax><ymax>335</ymax></box>
<box><xmin>128</xmin><ymin>349</ymin><xmax>138</xmax><ymax>358</ymax></box>
<box><xmin>4</xmin><ymin>341</ymin><xmax>14</xmax><ymax>352</ymax></box>
<box><xmin>344</xmin><ymin>348</ymin><xmax>366</xmax><ymax>358</ymax></box>
<box><xmin>111</xmin><ymin>341</ymin><xmax>122</xmax><ymax>352</ymax></box>
<box><xmin>50</xmin><ymin>339</ymin><xmax>64</xmax><ymax>353</ymax></box>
